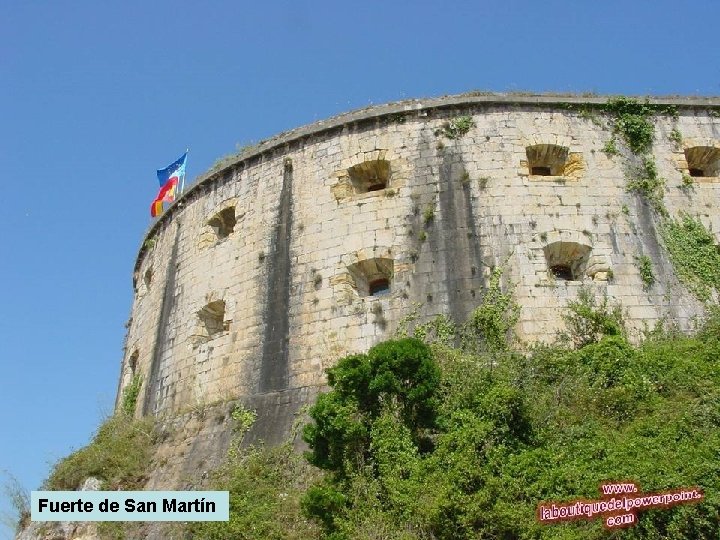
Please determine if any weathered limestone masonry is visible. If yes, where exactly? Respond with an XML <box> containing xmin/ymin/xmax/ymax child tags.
<box><xmin>119</xmin><ymin>93</ymin><xmax>720</xmax><ymax>488</ymax></box>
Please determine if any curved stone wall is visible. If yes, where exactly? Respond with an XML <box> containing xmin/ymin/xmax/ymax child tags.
<box><xmin>118</xmin><ymin>94</ymin><xmax>720</xmax><ymax>443</ymax></box>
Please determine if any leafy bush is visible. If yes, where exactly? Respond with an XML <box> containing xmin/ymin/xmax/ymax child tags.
<box><xmin>303</xmin><ymin>338</ymin><xmax>440</xmax><ymax>479</ymax></box>
<box><xmin>462</xmin><ymin>267</ymin><xmax>520</xmax><ymax>353</ymax></box>
<box><xmin>560</xmin><ymin>287</ymin><xmax>625</xmax><ymax>348</ymax></box>
<box><xmin>300</xmin><ymin>322</ymin><xmax>720</xmax><ymax>539</ymax></box>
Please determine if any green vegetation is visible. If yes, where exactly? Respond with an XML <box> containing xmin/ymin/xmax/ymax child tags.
<box><xmin>422</xmin><ymin>205</ymin><xmax>435</xmax><ymax>224</ymax></box>
<box><xmin>395</xmin><ymin>306</ymin><xmax>456</xmax><ymax>347</ymax></box>
<box><xmin>635</xmin><ymin>255</ymin><xmax>656</xmax><ymax>290</ymax></box>
<box><xmin>231</xmin><ymin>404</ymin><xmax>257</xmax><ymax>434</ymax></box>
<box><xmin>599</xmin><ymin>97</ymin><xmax>681</xmax><ymax>217</ymax></box>
<box><xmin>598</xmin><ymin>98</ymin><xmax>720</xmax><ymax>300</ymax></box>
<box><xmin>42</xmin><ymin>276</ymin><xmax>720</xmax><ymax>539</ymax></box>
<box><xmin>461</xmin><ymin>267</ymin><xmax>519</xmax><ymax>353</ymax></box>
<box><xmin>45</xmin><ymin>415</ymin><xmax>156</xmax><ymax>491</ymax></box>
<box><xmin>660</xmin><ymin>213</ymin><xmax>720</xmax><ymax>300</ymax></box>
<box><xmin>603</xmin><ymin>96</ymin><xmax>656</xmax><ymax>155</ymax></box>
<box><xmin>120</xmin><ymin>374</ymin><xmax>143</xmax><ymax>416</ymax></box>
<box><xmin>602</xmin><ymin>137</ymin><xmax>618</xmax><ymax>155</ymax></box>
<box><xmin>603</xmin><ymin>96</ymin><xmax>677</xmax><ymax>156</ymax></box>
<box><xmin>2</xmin><ymin>473</ymin><xmax>30</xmax><ymax>534</ymax></box>
<box><xmin>669</xmin><ymin>128</ymin><xmax>683</xmax><ymax>148</ymax></box>
<box><xmin>559</xmin><ymin>286</ymin><xmax>625</xmax><ymax>348</ymax></box>
<box><xmin>626</xmin><ymin>156</ymin><xmax>666</xmax><ymax>215</ymax></box>
<box><xmin>577</xmin><ymin>105</ymin><xmax>603</xmax><ymax>126</ymax></box>
<box><xmin>295</xmin><ymin>287</ymin><xmax>720</xmax><ymax>539</ymax></box>
<box><xmin>410</xmin><ymin>314</ymin><xmax>456</xmax><ymax>347</ymax></box>
<box><xmin>190</xmin><ymin>444</ymin><xmax>321</xmax><ymax>540</ymax></box>
<box><xmin>439</xmin><ymin>116</ymin><xmax>475</xmax><ymax>139</ymax></box>
<box><xmin>303</xmin><ymin>338</ymin><xmax>440</xmax><ymax>478</ymax></box>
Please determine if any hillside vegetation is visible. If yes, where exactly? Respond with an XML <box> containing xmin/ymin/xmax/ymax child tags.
<box><xmin>193</xmin><ymin>284</ymin><xmax>719</xmax><ymax>540</ymax></box>
<box><xmin>40</xmin><ymin>282</ymin><xmax>719</xmax><ymax>539</ymax></box>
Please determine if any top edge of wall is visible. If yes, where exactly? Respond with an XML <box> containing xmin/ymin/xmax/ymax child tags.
<box><xmin>133</xmin><ymin>92</ymin><xmax>720</xmax><ymax>273</ymax></box>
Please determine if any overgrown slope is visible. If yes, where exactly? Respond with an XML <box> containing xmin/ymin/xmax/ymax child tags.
<box><xmin>36</xmin><ymin>287</ymin><xmax>720</xmax><ymax>540</ymax></box>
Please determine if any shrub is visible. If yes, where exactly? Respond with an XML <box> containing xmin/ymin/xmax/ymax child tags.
<box><xmin>561</xmin><ymin>287</ymin><xmax>625</xmax><ymax>348</ymax></box>
<box><xmin>298</xmin><ymin>303</ymin><xmax>720</xmax><ymax>539</ymax></box>
<box><xmin>303</xmin><ymin>338</ymin><xmax>440</xmax><ymax>479</ymax></box>
<box><xmin>462</xmin><ymin>267</ymin><xmax>520</xmax><ymax>353</ymax></box>
<box><xmin>2</xmin><ymin>473</ymin><xmax>30</xmax><ymax>533</ymax></box>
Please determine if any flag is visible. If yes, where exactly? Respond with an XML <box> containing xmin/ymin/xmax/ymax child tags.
<box><xmin>151</xmin><ymin>152</ymin><xmax>187</xmax><ymax>217</ymax></box>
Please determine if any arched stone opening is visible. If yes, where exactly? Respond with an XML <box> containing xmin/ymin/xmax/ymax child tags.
<box><xmin>684</xmin><ymin>146</ymin><xmax>720</xmax><ymax>178</ymax></box>
<box><xmin>526</xmin><ymin>144</ymin><xmax>569</xmax><ymax>176</ymax></box>
<box><xmin>543</xmin><ymin>241</ymin><xmax>592</xmax><ymax>281</ymax></box>
<box><xmin>198</xmin><ymin>300</ymin><xmax>227</xmax><ymax>337</ymax></box>
<box><xmin>128</xmin><ymin>350</ymin><xmax>138</xmax><ymax>376</ymax></box>
<box><xmin>347</xmin><ymin>159</ymin><xmax>391</xmax><ymax>194</ymax></box>
<box><xmin>347</xmin><ymin>257</ymin><xmax>394</xmax><ymax>297</ymax></box>
<box><xmin>208</xmin><ymin>207</ymin><xmax>237</xmax><ymax>240</ymax></box>
<box><xmin>143</xmin><ymin>268</ymin><xmax>153</xmax><ymax>289</ymax></box>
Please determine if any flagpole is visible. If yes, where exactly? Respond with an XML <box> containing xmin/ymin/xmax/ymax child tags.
<box><xmin>180</xmin><ymin>148</ymin><xmax>189</xmax><ymax>195</ymax></box>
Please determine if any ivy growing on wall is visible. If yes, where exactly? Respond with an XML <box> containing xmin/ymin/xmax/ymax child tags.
<box><xmin>121</xmin><ymin>374</ymin><xmax>143</xmax><ymax>416</ymax></box>
<box><xmin>598</xmin><ymin>96</ymin><xmax>720</xmax><ymax>301</ymax></box>
<box><xmin>626</xmin><ymin>157</ymin><xmax>667</xmax><ymax>215</ymax></box>
<box><xmin>635</xmin><ymin>255</ymin><xmax>656</xmax><ymax>290</ymax></box>
<box><xmin>601</xmin><ymin>96</ymin><xmax>679</xmax><ymax>217</ymax></box>
<box><xmin>462</xmin><ymin>267</ymin><xmax>520</xmax><ymax>354</ymax></box>
<box><xmin>660</xmin><ymin>214</ymin><xmax>720</xmax><ymax>301</ymax></box>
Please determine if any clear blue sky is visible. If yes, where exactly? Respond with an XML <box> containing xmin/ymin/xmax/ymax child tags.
<box><xmin>1</xmin><ymin>0</ymin><xmax>718</xmax><ymax>536</ymax></box>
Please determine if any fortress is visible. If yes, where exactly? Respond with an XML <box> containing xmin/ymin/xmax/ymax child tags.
<box><xmin>118</xmin><ymin>93</ymin><xmax>720</xmax><ymax>487</ymax></box>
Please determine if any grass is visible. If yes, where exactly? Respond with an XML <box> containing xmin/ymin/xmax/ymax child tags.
<box><xmin>45</xmin><ymin>415</ymin><xmax>156</xmax><ymax>491</ymax></box>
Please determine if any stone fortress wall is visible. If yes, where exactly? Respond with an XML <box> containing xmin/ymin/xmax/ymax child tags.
<box><xmin>117</xmin><ymin>94</ymin><xmax>720</xmax><ymax>478</ymax></box>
